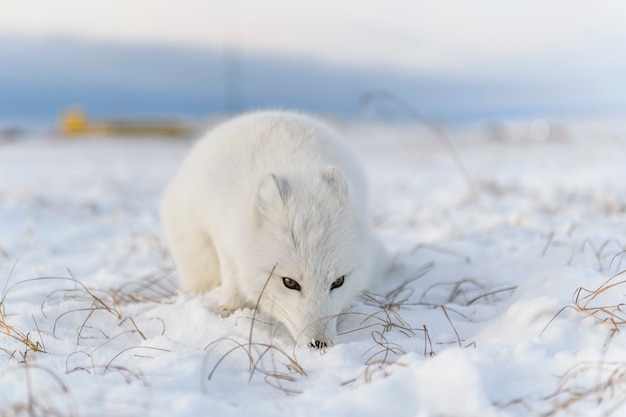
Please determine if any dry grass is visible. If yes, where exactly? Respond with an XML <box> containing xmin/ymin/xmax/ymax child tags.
<box><xmin>203</xmin><ymin>264</ymin><xmax>432</xmax><ymax>393</ymax></box>
<box><xmin>542</xmin><ymin>234</ymin><xmax>626</xmax><ymax>274</ymax></box>
<box><xmin>0</xmin><ymin>363</ymin><xmax>77</xmax><ymax>417</ymax></box>
<box><xmin>0</xmin><ymin>310</ymin><xmax>46</xmax><ymax>362</ymax></box>
<box><xmin>0</xmin><ymin>244</ymin><xmax>530</xmax><ymax>412</ymax></box>
<box><xmin>336</xmin><ymin>262</ymin><xmax>439</xmax><ymax>363</ymax></box>
<box><xmin>42</xmin><ymin>272</ymin><xmax>174</xmax><ymax>386</ymax></box>
<box><xmin>1</xmin><ymin>263</ymin><xmax>47</xmax><ymax>361</ymax></box>
<box><xmin>539</xmin><ymin>361</ymin><xmax>626</xmax><ymax>417</ymax></box>
<box><xmin>535</xmin><ymin>266</ymin><xmax>626</xmax><ymax>415</ymax></box>
<box><xmin>360</xmin><ymin>89</ymin><xmax>485</xmax><ymax>207</ymax></box>
<box><xmin>2</xmin><ymin>247</ymin><xmax>516</xmax><ymax>414</ymax></box>
<box><xmin>1</xmin><ymin>265</ymin><xmax>177</xmax><ymax>416</ymax></box>
<box><xmin>411</xmin><ymin>244</ymin><xmax>516</xmax><ymax>308</ymax></box>
<box><xmin>0</xmin><ymin>270</ymin><xmax>77</xmax><ymax>416</ymax></box>
<box><xmin>544</xmin><ymin>269</ymin><xmax>626</xmax><ymax>338</ymax></box>
<box><xmin>341</xmin><ymin>358</ymin><xmax>410</xmax><ymax>386</ymax></box>
<box><xmin>420</xmin><ymin>277</ymin><xmax>516</xmax><ymax>307</ymax></box>
<box><xmin>24</xmin><ymin>270</ymin><xmax>175</xmax><ymax>346</ymax></box>
<box><xmin>203</xmin><ymin>266</ymin><xmax>308</xmax><ymax>395</ymax></box>
<box><xmin>580</xmin><ymin>238</ymin><xmax>625</xmax><ymax>273</ymax></box>
<box><xmin>338</xmin><ymin>263</ymin><xmax>497</xmax><ymax>386</ymax></box>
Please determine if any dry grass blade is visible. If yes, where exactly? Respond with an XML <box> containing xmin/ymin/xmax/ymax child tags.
<box><xmin>65</xmin><ymin>350</ymin><xmax>95</xmax><ymax>374</ymax></box>
<box><xmin>356</xmin><ymin>268</ymin><xmax>433</xmax><ymax>336</ymax></box>
<box><xmin>609</xmin><ymin>250</ymin><xmax>626</xmax><ymax>272</ymax></box>
<box><xmin>1</xmin><ymin>362</ymin><xmax>77</xmax><ymax>417</ymax></box>
<box><xmin>203</xmin><ymin>266</ymin><xmax>307</xmax><ymax>394</ymax></box>
<box><xmin>105</xmin><ymin>346</ymin><xmax>171</xmax><ymax>372</ymax></box>
<box><xmin>339</xmin><ymin>267</ymin><xmax>440</xmax><ymax>388</ymax></box>
<box><xmin>1</xmin><ymin>269</ymin><xmax>175</xmax><ymax>396</ymax></box>
<box><xmin>26</xmin><ymin>273</ymin><xmax>173</xmax><ymax>348</ymax></box>
<box><xmin>362</xmin><ymin>330</ymin><xmax>407</xmax><ymax>364</ymax></box>
<box><xmin>544</xmin><ymin>269</ymin><xmax>626</xmax><ymax>337</ymax></box>
<box><xmin>89</xmin><ymin>329</ymin><xmax>145</xmax><ymax>356</ymax></box>
<box><xmin>581</xmin><ymin>238</ymin><xmax>624</xmax><ymax>273</ymax></box>
<box><xmin>359</xmin><ymin>289</ymin><xmax>415</xmax><ymax>334</ymax></box>
<box><xmin>422</xmin><ymin>324</ymin><xmax>435</xmax><ymax>357</ymax></box>
<box><xmin>466</xmin><ymin>286</ymin><xmax>517</xmax><ymax>306</ymax></box>
<box><xmin>203</xmin><ymin>336</ymin><xmax>306</xmax><ymax>395</ymax></box>
<box><xmin>0</xmin><ymin>259</ymin><xmax>17</xmax><ymax>305</ymax></box>
<box><xmin>440</xmin><ymin>305</ymin><xmax>462</xmax><ymax>347</ymax></box>
<box><xmin>0</xmin><ymin>313</ymin><xmax>47</xmax><ymax>359</ymax></box>
<box><xmin>540</xmin><ymin>361</ymin><xmax>626</xmax><ymax>417</ymax></box>
<box><xmin>52</xmin><ymin>306</ymin><xmax>115</xmax><ymax>345</ymax></box>
<box><xmin>420</xmin><ymin>277</ymin><xmax>515</xmax><ymax>308</ymax></box>
<box><xmin>113</xmin><ymin>270</ymin><xmax>178</xmax><ymax>302</ymax></box>
<box><xmin>1</xmin><ymin>266</ymin><xmax>47</xmax><ymax>359</ymax></box>
<box><xmin>65</xmin><ymin>350</ymin><xmax>151</xmax><ymax>385</ymax></box>
<box><xmin>204</xmin><ymin>337</ymin><xmax>255</xmax><ymax>381</ymax></box>
<box><xmin>341</xmin><ymin>359</ymin><xmax>409</xmax><ymax>386</ymax></box>
<box><xmin>360</xmin><ymin>89</ymin><xmax>485</xmax><ymax>206</ymax></box>
<box><xmin>249</xmin><ymin>265</ymin><xmax>277</xmax><ymax>352</ymax></box>
<box><xmin>119</xmin><ymin>316</ymin><xmax>148</xmax><ymax>340</ymax></box>
<box><xmin>264</xmin><ymin>375</ymin><xmax>303</xmax><ymax>395</ymax></box>
<box><xmin>572</xmin><ymin>269</ymin><xmax>626</xmax><ymax>333</ymax></box>
<box><xmin>412</xmin><ymin>244</ymin><xmax>471</xmax><ymax>264</ymax></box>
<box><xmin>346</xmin><ymin>275</ymin><xmax>434</xmax><ymax>363</ymax></box>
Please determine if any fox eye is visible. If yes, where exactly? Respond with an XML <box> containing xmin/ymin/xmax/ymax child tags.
<box><xmin>282</xmin><ymin>277</ymin><xmax>301</xmax><ymax>291</ymax></box>
<box><xmin>330</xmin><ymin>275</ymin><xmax>345</xmax><ymax>290</ymax></box>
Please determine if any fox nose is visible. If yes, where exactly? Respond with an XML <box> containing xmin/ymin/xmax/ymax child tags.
<box><xmin>309</xmin><ymin>339</ymin><xmax>327</xmax><ymax>349</ymax></box>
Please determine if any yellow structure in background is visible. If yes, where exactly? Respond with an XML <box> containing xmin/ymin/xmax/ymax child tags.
<box><xmin>62</xmin><ymin>108</ymin><xmax>89</xmax><ymax>134</ymax></box>
<box><xmin>59</xmin><ymin>107</ymin><xmax>193</xmax><ymax>138</ymax></box>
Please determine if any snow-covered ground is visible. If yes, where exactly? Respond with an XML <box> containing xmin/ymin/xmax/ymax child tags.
<box><xmin>1</xmin><ymin>119</ymin><xmax>626</xmax><ymax>416</ymax></box>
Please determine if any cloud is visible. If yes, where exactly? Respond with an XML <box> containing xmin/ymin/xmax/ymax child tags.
<box><xmin>0</xmin><ymin>34</ymin><xmax>623</xmax><ymax>125</ymax></box>
<box><xmin>1</xmin><ymin>1</ymin><xmax>624</xmax><ymax>75</ymax></box>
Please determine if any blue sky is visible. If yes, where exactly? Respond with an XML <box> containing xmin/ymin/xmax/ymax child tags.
<box><xmin>1</xmin><ymin>1</ymin><xmax>625</xmax><ymax>125</ymax></box>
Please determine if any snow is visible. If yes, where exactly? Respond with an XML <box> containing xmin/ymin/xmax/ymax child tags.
<box><xmin>2</xmin><ymin>120</ymin><xmax>626</xmax><ymax>416</ymax></box>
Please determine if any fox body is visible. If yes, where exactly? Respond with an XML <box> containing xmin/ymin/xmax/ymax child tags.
<box><xmin>161</xmin><ymin>111</ymin><xmax>387</xmax><ymax>347</ymax></box>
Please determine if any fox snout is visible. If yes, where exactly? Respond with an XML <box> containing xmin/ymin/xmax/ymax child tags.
<box><xmin>309</xmin><ymin>339</ymin><xmax>328</xmax><ymax>349</ymax></box>
<box><xmin>293</xmin><ymin>316</ymin><xmax>338</xmax><ymax>349</ymax></box>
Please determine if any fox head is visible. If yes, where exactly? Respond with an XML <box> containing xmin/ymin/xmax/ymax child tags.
<box><xmin>243</xmin><ymin>166</ymin><xmax>372</xmax><ymax>347</ymax></box>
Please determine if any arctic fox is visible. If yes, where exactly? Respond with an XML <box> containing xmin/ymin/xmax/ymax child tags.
<box><xmin>161</xmin><ymin>111</ymin><xmax>387</xmax><ymax>347</ymax></box>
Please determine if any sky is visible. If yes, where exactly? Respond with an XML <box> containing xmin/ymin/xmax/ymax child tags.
<box><xmin>1</xmin><ymin>1</ymin><xmax>625</xmax><ymax>125</ymax></box>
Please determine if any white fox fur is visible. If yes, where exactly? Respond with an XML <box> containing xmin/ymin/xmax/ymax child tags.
<box><xmin>161</xmin><ymin>111</ymin><xmax>387</xmax><ymax>347</ymax></box>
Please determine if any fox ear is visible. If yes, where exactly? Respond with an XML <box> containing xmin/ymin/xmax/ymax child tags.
<box><xmin>255</xmin><ymin>173</ymin><xmax>289</xmax><ymax>223</ymax></box>
<box><xmin>322</xmin><ymin>166</ymin><xmax>349</xmax><ymax>199</ymax></box>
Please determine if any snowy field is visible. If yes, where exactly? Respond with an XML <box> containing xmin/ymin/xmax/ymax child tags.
<box><xmin>2</xmin><ymin>118</ymin><xmax>626</xmax><ymax>416</ymax></box>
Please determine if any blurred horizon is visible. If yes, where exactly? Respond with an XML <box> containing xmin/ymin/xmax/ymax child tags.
<box><xmin>1</xmin><ymin>1</ymin><xmax>625</xmax><ymax>129</ymax></box>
